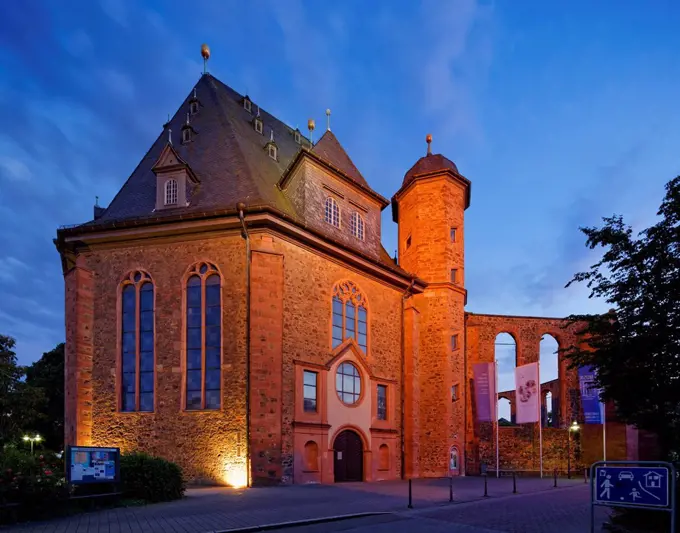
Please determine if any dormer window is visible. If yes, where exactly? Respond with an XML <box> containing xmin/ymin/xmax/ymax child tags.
<box><xmin>182</xmin><ymin>128</ymin><xmax>191</xmax><ymax>143</ymax></box>
<box><xmin>268</xmin><ymin>144</ymin><xmax>278</xmax><ymax>160</ymax></box>
<box><xmin>190</xmin><ymin>101</ymin><xmax>199</xmax><ymax>115</ymax></box>
<box><xmin>255</xmin><ymin>117</ymin><xmax>263</xmax><ymax>134</ymax></box>
<box><xmin>243</xmin><ymin>96</ymin><xmax>252</xmax><ymax>113</ymax></box>
<box><xmin>164</xmin><ymin>179</ymin><xmax>178</xmax><ymax>206</ymax></box>
<box><xmin>294</xmin><ymin>130</ymin><xmax>301</xmax><ymax>144</ymax></box>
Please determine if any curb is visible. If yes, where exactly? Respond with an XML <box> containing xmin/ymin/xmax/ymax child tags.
<box><xmin>214</xmin><ymin>511</ymin><xmax>392</xmax><ymax>532</ymax></box>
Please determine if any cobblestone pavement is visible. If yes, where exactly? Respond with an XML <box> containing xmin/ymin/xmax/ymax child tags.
<box><xmin>2</xmin><ymin>477</ymin><xmax>596</xmax><ymax>533</ymax></box>
<box><xmin>280</xmin><ymin>485</ymin><xmax>611</xmax><ymax>532</ymax></box>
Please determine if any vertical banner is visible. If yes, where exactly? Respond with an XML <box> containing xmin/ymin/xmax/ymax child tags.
<box><xmin>473</xmin><ymin>362</ymin><xmax>496</xmax><ymax>422</ymax></box>
<box><xmin>515</xmin><ymin>362</ymin><xmax>540</xmax><ymax>423</ymax></box>
<box><xmin>578</xmin><ymin>365</ymin><xmax>603</xmax><ymax>424</ymax></box>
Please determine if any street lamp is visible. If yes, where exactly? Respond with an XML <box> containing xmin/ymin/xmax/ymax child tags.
<box><xmin>567</xmin><ymin>422</ymin><xmax>580</xmax><ymax>479</ymax></box>
<box><xmin>23</xmin><ymin>434</ymin><xmax>42</xmax><ymax>455</ymax></box>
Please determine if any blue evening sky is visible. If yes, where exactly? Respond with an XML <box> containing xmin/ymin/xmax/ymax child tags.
<box><xmin>1</xmin><ymin>1</ymin><xmax>679</xmax><ymax>367</ymax></box>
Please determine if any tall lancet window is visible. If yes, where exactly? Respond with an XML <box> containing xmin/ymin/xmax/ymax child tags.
<box><xmin>185</xmin><ymin>262</ymin><xmax>222</xmax><ymax>410</ymax></box>
<box><xmin>331</xmin><ymin>281</ymin><xmax>368</xmax><ymax>353</ymax></box>
<box><xmin>120</xmin><ymin>270</ymin><xmax>155</xmax><ymax>412</ymax></box>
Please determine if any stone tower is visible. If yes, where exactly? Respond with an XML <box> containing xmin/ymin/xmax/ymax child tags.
<box><xmin>392</xmin><ymin>136</ymin><xmax>471</xmax><ymax>477</ymax></box>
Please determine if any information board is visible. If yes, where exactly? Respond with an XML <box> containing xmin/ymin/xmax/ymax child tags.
<box><xmin>67</xmin><ymin>446</ymin><xmax>120</xmax><ymax>485</ymax></box>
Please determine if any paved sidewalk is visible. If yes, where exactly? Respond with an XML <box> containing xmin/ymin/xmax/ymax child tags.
<box><xmin>2</xmin><ymin>476</ymin><xmax>589</xmax><ymax>533</ymax></box>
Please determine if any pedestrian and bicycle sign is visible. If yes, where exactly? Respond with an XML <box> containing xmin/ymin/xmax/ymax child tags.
<box><xmin>590</xmin><ymin>461</ymin><xmax>676</xmax><ymax>533</ymax></box>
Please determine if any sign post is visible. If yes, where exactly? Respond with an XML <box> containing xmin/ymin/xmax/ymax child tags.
<box><xmin>590</xmin><ymin>461</ymin><xmax>676</xmax><ymax>533</ymax></box>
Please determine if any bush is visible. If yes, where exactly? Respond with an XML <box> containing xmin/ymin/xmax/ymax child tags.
<box><xmin>120</xmin><ymin>452</ymin><xmax>185</xmax><ymax>502</ymax></box>
<box><xmin>0</xmin><ymin>448</ymin><xmax>68</xmax><ymax>521</ymax></box>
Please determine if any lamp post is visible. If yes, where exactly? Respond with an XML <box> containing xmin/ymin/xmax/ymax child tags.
<box><xmin>567</xmin><ymin>422</ymin><xmax>579</xmax><ymax>479</ymax></box>
<box><xmin>23</xmin><ymin>434</ymin><xmax>42</xmax><ymax>455</ymax></box>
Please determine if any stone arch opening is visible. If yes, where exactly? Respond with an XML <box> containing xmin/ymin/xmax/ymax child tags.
<box><xmin>539</xmin><ymin>334</ymin><xmax>559</xmax><ymax>427</ymax></box>
<box><xmin>495</xmin><ymin>332</ymin><xmax>517</xmax><ymax>423</ymax></box>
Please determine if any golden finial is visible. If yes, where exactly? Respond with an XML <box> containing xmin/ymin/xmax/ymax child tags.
<box><xmin>426</xmin><ymin>133</ymin><xmax>432</xmax><ymax>155</ymax></box>
<box><xmin>201</xmin><ymin>44</ymin><xmax>210</xmax><ymax>74</ymax></box>
<box><xmin>308</xmin><ymin>118</ymin><xmax>316</xmax><ymax>145</ymax></box>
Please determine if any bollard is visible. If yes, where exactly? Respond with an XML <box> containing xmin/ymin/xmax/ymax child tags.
<box><xmin>449</xmin><ymin>475</ymin><xmax>453</xmax><ymax>502</ymax></box>
<box><xmin>584</xmin><ymin>468</ymin><xmax>588</xmax><ymax>484</ymax></box>
<box><xmin>553</xmin><ymin>468</ymin><xmax>557</xmax><ymax>488</ymax></box>
<box><xmin>483</xmin><ymin>473</ymin><xmax>489</xmax><ymax>497</ymax></box>
<box><xmin>408</xmin><ymin>478</ymin><xmax>413</xmax><ymax>509</ymax></box>
<box><xmin>513</xmin><ymin>471</ymin><xmax>517</xmax><ymax>494</ymax></box>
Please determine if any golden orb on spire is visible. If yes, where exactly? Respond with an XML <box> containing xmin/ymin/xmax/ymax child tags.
<box><xmin>201</xmin><ymin>43</ymin><xmax>211</xmax><ymax>60</ymax></box>
<box><xmin>308</xmin><ymin>119</ymin><xmax>315</xmax><ymax>131</ymax></box>
<box><xmin>426</xmin><ymin>133</ymin><xmax>432</xmax><ymax>144</ymax></box>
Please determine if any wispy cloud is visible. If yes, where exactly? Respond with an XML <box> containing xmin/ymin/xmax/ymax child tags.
<box><xmin>0</xmin><ymin>156</ymin><xmax>32</xmax><ymax>182</ymax></box>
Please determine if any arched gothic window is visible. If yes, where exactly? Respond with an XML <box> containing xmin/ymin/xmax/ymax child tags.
<box><xmin>350</xmin><ymin>212</ymin><xmax>364</xmax><ymax>240</ymax></box>
<box><xmin>186</xmin><ymin>262</ymin><xmax>222</xmax><ymax>410</ymax></box>
<box><xmin>332</xmin><ymin>281</ymin><xmax>368</xmax><ymax>353</ymax></box>
<box><xmin>120</xmin><ymin>270</ymin><xmax>154</xmax><ymax>412</ymax></box>
<box><xmin>165</xmin><ymin>178</ymin><xmax>178</xmax><ymax>206</ymax></box>
<box><xmin>324</xmin><ymin>197</ymin><xmax>340</xmax><ymax>228</ymax></box>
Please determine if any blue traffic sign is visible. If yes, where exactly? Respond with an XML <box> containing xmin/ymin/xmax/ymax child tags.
<box><xmin>595</xmin><ymin>466</ymin><xmax>669</xmax><ymax>508</ymax></box>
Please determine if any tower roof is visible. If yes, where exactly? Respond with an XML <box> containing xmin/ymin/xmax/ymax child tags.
<box><xmin>312</xmin><ymin>130</ymin><xmax>369</xmax><ymax>189</ymax></box>
<box><xmin>401</xmin><ymin>153</ymin><xmax>459</xmax><ymax>189</ymax></box>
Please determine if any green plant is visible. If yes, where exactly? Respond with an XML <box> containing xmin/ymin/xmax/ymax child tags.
<box><xmin>120</xmin><ymin>452</ymin><xmax>185</xmax><ymax>502</ymax></box>
<box><xmin>0</xmin><ymin>448</ymin><xmax>67</xmax><ymax>522</ymax></box>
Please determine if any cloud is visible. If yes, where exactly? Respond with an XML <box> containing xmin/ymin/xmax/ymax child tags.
<box><xmin>98</xmin><ymin>68</ymin><xmax>135</xmax><ymax>100</ymax></box>
<box><xmin>99</xmin><ymin>0</ymin><xmax>128</xmax><ymax>27</ymax></box>
<box><xmin>0</xmin><ymin>156</ymin><xmax>32</xmax><ymax>181</ymax></box>
<box><xmin>0</xmin><ymin>256</ymin><xmax>29</xmax><ymax>282</ymax></box>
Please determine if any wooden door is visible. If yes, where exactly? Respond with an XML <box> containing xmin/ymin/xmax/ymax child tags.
<box><xmin>333</xmin><ymin>430</ymin><xmax>363</xmax><ymax>482</ymax></box>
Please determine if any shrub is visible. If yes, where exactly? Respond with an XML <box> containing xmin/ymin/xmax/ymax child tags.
<box><xmin>0</xmin><ymin>448</ymin><xmax>68</xmax><ymax>522</ymax></box>
<box><xmin>120</xmin><ymin>452</ymin><xmax>185</xmax><ymax>502</ymax></box>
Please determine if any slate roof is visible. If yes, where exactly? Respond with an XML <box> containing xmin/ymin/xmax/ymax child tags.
<box><xmin>312</xmin><ymin>131</ymin><xmax>370</xmax><ymax>189</ymax></box>
<box><xmin>68</xmin><ymin>73</ymin><xmax>406</xmax><ymax>276</ymax></box>
<box><xmin>402</xmin><ymin>153</ymin><xmax>459</xmax><ymax>189</ymax></box>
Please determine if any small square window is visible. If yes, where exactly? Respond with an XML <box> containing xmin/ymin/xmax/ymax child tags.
<box><xmin>451</xmin><ymin>383</ymin><xmax>460</xmax><ymax>402</ymax></box>
<box><xmin>268</xmin><ymin>144</ymin><xmax>278</xmax><ymax>160</ymax></box>
<box><xmin>406</xmin><ymin>236</ymin><xmax>412</xmax><ymax>249</ymax></box>
<box><xmin>182</xmin><ymin>129</ymin><xmax>191</xmax><ymax>143</ymax></box>
<box><xmin>451</xmin><ymin>334</ymin><xmax>459</xmax><ymax>351</ymax></box>
<box><xmin>450</xmin><ymin>268</ymin><xmax>457</xmax><ymax>283</ymax></box>
<box><xmin>450</xmin><ymin>227</ymin><xmax>457</xmax><ymax>243</ymax></box>
<box><xmin>244</xmin><ymin>99</ymin><xmax>252</xmax><ymax>112</ymax></box>
<box><xmin>255</xmin><ymin>119</ymin><xmax>263</xmax><ymax>134</ymax></box>
<box><xmin>294</xmin><ymin>131</ymin><xmax>301</xmax><ymax>144</ymax></box>
<box><xmin>190</xmin><ymin>101</ymin><xmax>199</xmax><ymax>115</ymax></box>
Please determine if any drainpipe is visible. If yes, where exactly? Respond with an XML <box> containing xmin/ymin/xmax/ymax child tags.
<box><xmin>463</xmin><ymin>312</ymin><xmax>468</xmax><ymax>476</ymax></box>
<box><xmin>400</xmin><ymin>279</ymin><xmax>415</xmax><ymax>479</ymax></box>
<box><xmin>238</xmin><ymin>203</ymin><xmax>252</xmax><ymax>487</ymax></box>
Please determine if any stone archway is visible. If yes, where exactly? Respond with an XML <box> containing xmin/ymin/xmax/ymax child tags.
<box><xmin>333</xmin><ymin>429</ymin><xmax>363</xmax><ymax>482</ymax></box>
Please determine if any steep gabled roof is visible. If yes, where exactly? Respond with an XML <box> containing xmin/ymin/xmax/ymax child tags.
<box><xmin>312</xmin><ymin>130</ymin><xmax>369</xmax><ymax>189</ymax></box>
<box><xmin>95</xmin><ymin>73</ymin><xmax>309</xmax><ymax>224</ymax></box>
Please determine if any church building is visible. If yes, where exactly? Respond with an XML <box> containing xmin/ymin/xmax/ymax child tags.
<box><xmin>56</xmin><ymin>47</ymin><xmax>641</xmax><ymax>486</ymax></box>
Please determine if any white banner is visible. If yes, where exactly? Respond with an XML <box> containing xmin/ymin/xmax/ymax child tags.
<box><xmin>515</xmin><ymin>362</ymin><xmax>540</xmax><ymax>424</ymax></box>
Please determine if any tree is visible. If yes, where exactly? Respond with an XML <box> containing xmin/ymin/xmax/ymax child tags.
<box><xmin>0</xmin><ymin>335</ymin><xmax>45</xmax><ymax>447</ymax></box>
<box><xmin>563</xmin><ymin>176</ymin><xmax>680</xmax><ymax>458</ymax></box>
<box><xmin>25</xmin><ymin>343</ymin><xmax>65</xmax><ymax>450</ymax></box>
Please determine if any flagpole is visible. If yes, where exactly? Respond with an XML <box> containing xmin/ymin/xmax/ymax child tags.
<box><xmin>495</xmin><ymin>361</ymin><xmax>499</xmax><ymax>478</ymax></box>
<box><xmin>538</xmin><ymin>361</ymin><xmax>543</xmax><ymax>479</ymax></box>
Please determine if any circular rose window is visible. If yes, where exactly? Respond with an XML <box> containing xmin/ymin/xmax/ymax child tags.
<box><xmin>336</xmin><ymin>362</ymin><xmax>361</xmax><ymax>405</ymax></box>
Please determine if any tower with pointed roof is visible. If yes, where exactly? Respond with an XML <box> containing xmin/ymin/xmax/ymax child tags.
<box><xmin>391</xmin><ymin>135</ymin><xmax>471</xmax><ymax>477</ymax></box>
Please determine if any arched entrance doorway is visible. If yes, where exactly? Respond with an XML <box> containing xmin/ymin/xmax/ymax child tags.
<box><xmin>333</xmin><ymin>429</ymin><xmax>363</xmax><ymax>482</ymax></box>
